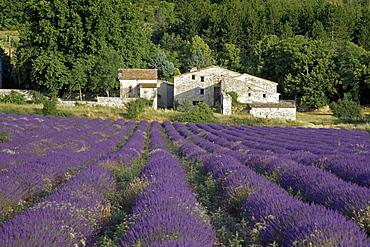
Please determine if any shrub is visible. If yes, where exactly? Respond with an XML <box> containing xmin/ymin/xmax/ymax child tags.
<box><xmin>0</xmin><ymin>91</ymin><xmax>27</xmax><ymax>104</ymax></box>
<box><xmin>330</xmin><ymin>99</ymin><xmax>362</xmax><ymax>119</ymax></box>
<box><xmin>171</xmin><ymin>102</ymin><xmax>214</xmax><ymax>123</ymax></box>
<box><xmin>125</xmin><ymin>98</ymin><xmax>153</xmax><ymax>119</ymax></box>
<box><xmin>226</xmin><ymin>91</ymin><xmax>239</xmax><ymax>107</ymax></box>
<box><xmin>33</xmin><ymin>91</ymin><xmax>46</xmax><ymax>104</ymax></box>
<box><xmin>41</xmin><ymin>99</ymin><xmax>58</xmax><ymax>116</ymax></box>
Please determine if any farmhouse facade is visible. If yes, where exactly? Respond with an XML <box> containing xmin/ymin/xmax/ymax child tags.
<box><xmin>118</xmin><ymin>69</ymin><xmax>158</xmax><ymax>109</ymax></box>
<box><xmin>174</xmin><ymin>66</ymin><xmax>296</xmax><ymax>120</ymax></box>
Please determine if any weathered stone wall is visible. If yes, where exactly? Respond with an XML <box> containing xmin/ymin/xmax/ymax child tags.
<box><xmin>119</xmin><ymin>79</ymin><xmax>156</xmax><ymax>98</ymax></box>
<box><xmin>57</xmin><ymin>97</ymin><xmax>136</xmax><ymax>108</ymax></box>
<box><xmin>222</xmin><ymin>92</ymin><xmax>232</xmax><ymax>115</ymax></box>
<box><xmin>249</xmin><ymin>107</ymin><xmax>296</xmax><ymax>120</ymax></box>
<box><xmin>139</xmin><ymin>87</ymin><xmax>156</xmax><ymax>100</ymax></box>
<box><xmin>222</xmin><ymin>75</ymin><xmax>280</xmax><ymax>104</ymax></box>
<box><xmin>0</xmin><ymin>89</ymin><xmax>35</xmax><ymax>101</ymax></box>
<box><xmin>174</xmin><ymin>66</ymin><xmax>241</xmax><ymax>107</ymax></box>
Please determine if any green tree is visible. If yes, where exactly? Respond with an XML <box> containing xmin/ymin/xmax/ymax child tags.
<box><xmin>14</xmin><ymin>0</ymin><xmax>152</xmax><ymax>96</ymax></box>
<box><xmin>188</xmin><ymin>46</ymin><xmax>213</xmax><ymax>70</ymax></box>
<box><xmin>0</xmin><ymin>0</ymin><xmax>27</xmax><ymax>29</ymax></box>
<box><xmin>307</xmin><ymin>20</ymin><xmax>327</xmax><ymax>40</ymax></box>
<box><xmin>335</xmin><ymin>41</ymin><xmax>370</xmax><ymax>103</ymax></box>
<box><xmin>251</xmin><ymin>35</ymin><xmax>338</xmax><ymax>108</ymax></box>
<box><xmin>218</xmin><ymin>43</ymin><xmax>242</xmax><ymax>72</ymax></box>
<box><xmin>147</xmin><ymin>50</ymin><xmax>175</xmax><ymax>79</ymax></box>
<box><xmin>88</xmin><ymin>48</ymin><xmax>121</xmax><ymax>97</ymax></box>
<box><xmin>186</xmin><ymin>35</ymin><xmax>213</xmax><ymax>70</ymax></box>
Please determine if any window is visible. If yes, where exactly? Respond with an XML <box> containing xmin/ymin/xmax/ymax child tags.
<box><xmin>192</xmin><ymin>75</ymin><xmax>195</xmax><ymax>80</ymax></box>
<box><xmin>200</xmin><ymin>76</ymin><xmax>205</xmax><ymax>82</ymax></box>
<box><xmin>193</xmin><ymin>101</ymin><xmax>203</xmax><ymax>105</ymax></box>
<box><xmin>195</xmin><ymin>88</ymin><xmax>205</xmax><ymax>95</ymax></box>
<box><xmin>248</xmin><ymin>93</ymin><xmax>251</xmax><ymax>97</ymax></box>
<box><xmin>263</xmin><ymin>93</ymin><xmax>266</xmax><ymax>98</ymax></box>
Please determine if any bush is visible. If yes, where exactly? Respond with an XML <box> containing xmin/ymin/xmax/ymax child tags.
<box><xmin>41</xmin><ymin>99</ymin><xmax>58</xmax><ymax>116</ymax></box>
<box><xmin>125</xmin><ymin>98</ymin><xmax>153</xmax><ymax>119</ymax></box>
<box><xmin>171</xmin><ymin>102</ymin><xmax>214</xmax><ymax>123</ymax></box>
<box><xmin>226</xmin><ymin>92</ymin><xmax>239</xmax><ymax>107</ymax></box>
<box><xmin>330</xmin><ymin>99</ymin><xmax>362</xmax><ymax>119</ymax></box>
<box><xmin>0</xmin><ymin>91</ymin><xmax>27</xmax><ymax>104</ymax></box>
<box><xmin>33</xmin><ymin>91</ymin><xmax>46</xmax><ymax>104</ymax></box>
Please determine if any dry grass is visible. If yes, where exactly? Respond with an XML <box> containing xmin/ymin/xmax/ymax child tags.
<box><xmin>0</xmin><ymin>102</ymin><xmax>369</xmax><ymax>130</ymax></box>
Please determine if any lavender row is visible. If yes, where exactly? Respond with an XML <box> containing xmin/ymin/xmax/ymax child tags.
<box><xmin>212</xmin><ymin>124</ymin><xmax>369</xmax><ymax>157</ymax></box>
<box><xmin>189</xmin><ymin>123</ymin><xmax>370</xmax><ymax>219</ymax></box>
<box><xmin>225</xmin><ymin>124</ymin><xmax>370</xmax><ymax>157</ymax></box>
<box><xmin>0</xmin><ymin>114</ymin><xmax>103</xmax><ymax>152</ymax></box>
<box><xmin>197</xmin><ymin>123</ymin><xmax>370</xmax><ymax>187</ymax></box>
<box><xmin>0</xmin><ymin>120</ymin><xmax>136</xmax><ymax>221</ymax></box>
<box><xmin>234</xmin><ymin>125</ymin><xmax>369</xmax><ymax>152</ymax></box>
<box><xmin>0</xmin><ymin>114</ymin><xmax>87</xmax><ymax>149</ymax></box>
<box><xmin>163</xmin><ymin>121</ymin><xmax>369</xmax><ymax>246</ymax></box>
<box><xmin>0</xmin><ymin>163</ymin><xmax>116</xmax><ymax>246</ymax></box>
<box><xmin>98</xmin><ymin>120</ymin><xmax>148</xmax><ymax>166</ymax></box>
<box><xmin>0</xmin><ymin>118</ymin><xmax>124</xmax><ymax>170</ymax></box>
<box><xmin>121</xmin><ymin>122</ymin><xmax>217</xmax><ymax>246</ymax></box>
<box><xmin>4</xmin><ymin>117</ymin><xmax>113</xmax><ymax>153</ymax></box>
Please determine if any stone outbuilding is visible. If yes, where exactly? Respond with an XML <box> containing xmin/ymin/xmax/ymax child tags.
<box><xmin>118</xmin><ymin>69</ymin><xmax>158</xmax><ymax>109</ymax></box>
<box><xmin>173</xmin><ymin>66</ymin><xmax>296</xmax><ymax>120</ymax></box>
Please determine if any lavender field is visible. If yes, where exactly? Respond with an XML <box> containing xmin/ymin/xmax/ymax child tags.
<box><xmin>0</xmin><ymin>112</ymin><xmax>369</xmax><ymax>246</ymax></box>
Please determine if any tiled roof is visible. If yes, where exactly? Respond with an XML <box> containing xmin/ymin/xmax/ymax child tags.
<box><xmin>119</xmin><ymin>69</ymin><xmax>157</xmax><ymax>80</ymax></box>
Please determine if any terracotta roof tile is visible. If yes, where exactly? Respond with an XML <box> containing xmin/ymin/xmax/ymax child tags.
<box><xmin>140</xmin><ymin>83</ymin><xmax>157</xmax><ymax>88</ymax></box>
<box><xmin>119</xmin><ymin>69</ymin><xmax>157</xmax><ymax>80</ymax></box>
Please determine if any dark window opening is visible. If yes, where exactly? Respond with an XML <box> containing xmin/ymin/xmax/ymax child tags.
<box><xmin>263</xmin><ymin>94</ymin><xmax>266</xmax><ymax>98</ymax></box>
<box><xmin>193</xmin><ymin>101</ymin><xmax>203</xmax><ymax>105</ymax></box>
<box><xmin>200</xmin><ymin>76</ymin><xmax>204</xmax><ymax>82</ymax></box>
<box><xmin>192</xmin><ymin>75</ymin><xmax>195</xmax><ymax>80</ymax></box>
<box><xmin>196</xmin><ymin>88</ymin><xmax>205</xmax><ymax>95</ymax></box>
<box><xmin>248</xmin><ymin>93</ymin><xmax>251</xmax><ymax>97</ymax></box>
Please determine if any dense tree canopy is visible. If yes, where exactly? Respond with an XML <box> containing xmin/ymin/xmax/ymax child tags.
<box><xmin>1</xmin><ymin>0</ymin><xmax>370</xmax><ymax>105</ymax></box>
<box><xmin>12</xmin><ymin>0</ymin><xmax>153</xmax><ymax>97</ymax></box>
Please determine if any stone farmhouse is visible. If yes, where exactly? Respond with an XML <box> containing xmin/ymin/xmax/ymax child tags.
<box><xmin>118</xmin><ymin>69</ymin><xmax>158</xmax><ymax>109</ymax></box>
<box><xmin>174</xmin><ymin>66</ymin><xmax>296</xmax><ymax>120</ymax></box>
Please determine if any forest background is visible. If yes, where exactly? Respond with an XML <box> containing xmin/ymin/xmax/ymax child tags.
<box><xmin>1</xmin><ymin>0</ymin><xmax>370</xmax><ymax>109</ymax></box>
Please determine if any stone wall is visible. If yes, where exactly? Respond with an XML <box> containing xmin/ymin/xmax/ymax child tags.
<box><xmin>174</xmin><ymin>66</ymin><xmax>241</xmax><ymax>107</ymax></box>
<box><xmin>222</xmin><ymin>75</ymin><xmax>280</xmax><ymax>104</ymax></box>
<box><xmin>0</xmin><ymin>89</ymin><xmax>35</xmax><ymax>101</ymax></box>
<box><xmin>57</xmin><ymin>97</ymin><xmax>136</xmax><ymax>107</ymax></box>
<box><xmin>249</xmin><ymin>107</ymin><xmax>296</xmax><ymax>120</ymax></box>
<box><xmin>222</xmin><ymin>92</ymin><xmax>232</xmax><ymax>115</ymax></box>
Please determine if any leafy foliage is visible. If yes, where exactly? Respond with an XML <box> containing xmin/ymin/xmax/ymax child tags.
<box><xmin>41</xmin><ymin>98</ymin><xmax>58</xmax><ymax>116</ymax></box>
<box><xmin>330</xmin><ymin>99</ymin><xmax>362</xmax><ymax>120</ymax></box>
<box><xmin>13</xmin><ymin>0</ymin><xmax>152</xmax><ymax>97</ymax></box>
<box><xmin>171</xmin><ymin>101</ymin><xmax>214</xmax><ymax>123</ymax></box>
<box><xmin>0</xmin><ymin>90</ymin><xmax>26</xmax><ymax>104</ymax></box>
<box><xmin>226</xmin><ymin>92</ymin><xmax>240</xmax><ymax>107</ymax></box>
<box><xmin>125</xmin><ymin>98</ymin><xmax>153</xmax><ymax>119</ymax></box>
<box><xmin>147</xmin><ymin>51</ymin><xmax>175</xmax><ymax>79</ymax></box>
<box><xmin>3</xmin><ymin>0</ymin><xmax>370</xmax><ymax>105</ymax></box>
